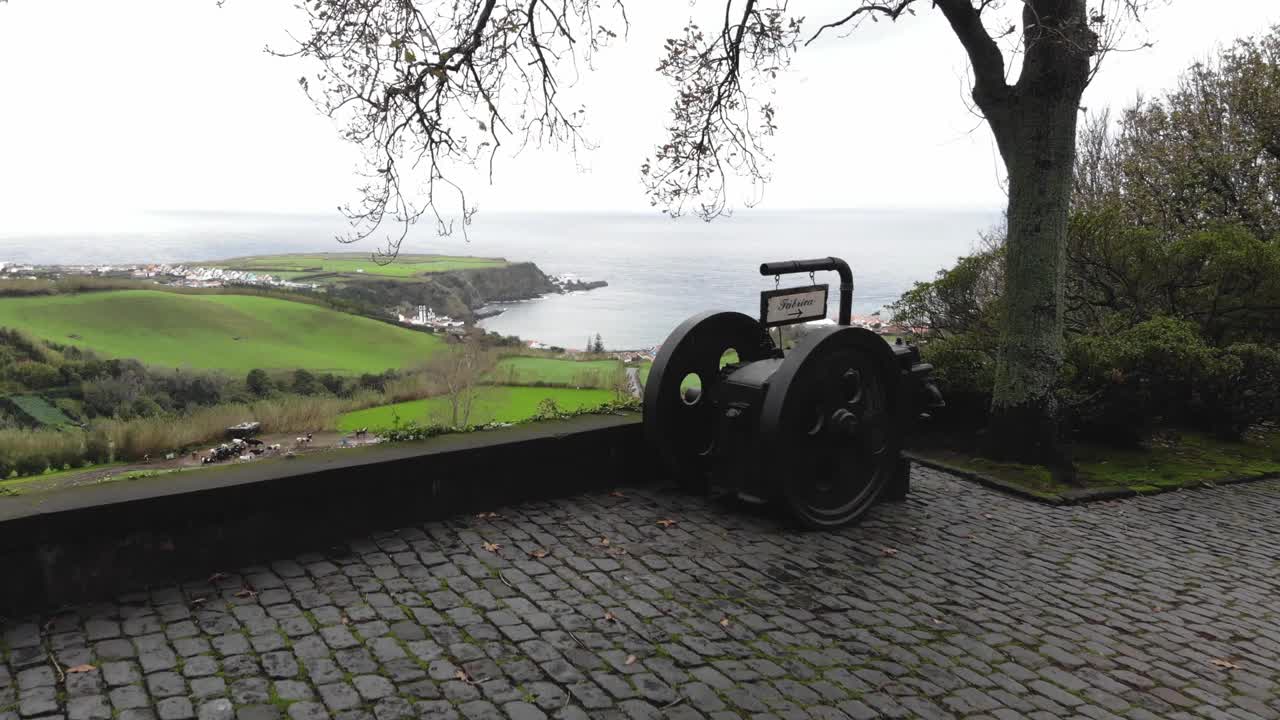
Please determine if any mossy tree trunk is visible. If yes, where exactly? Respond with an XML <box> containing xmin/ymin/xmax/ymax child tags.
<box><xmin>937</xmin><ymin>0</ymin><xmax>1095</xmax><ymax>464</ymax></box>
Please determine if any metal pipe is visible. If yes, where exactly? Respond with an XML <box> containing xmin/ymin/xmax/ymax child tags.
<box><xmin>759</xmin><ymin>257</ymin><xmax>853</xmax><ymax>326</ymax></box>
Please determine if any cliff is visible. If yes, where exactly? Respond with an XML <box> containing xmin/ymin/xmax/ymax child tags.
<box><xmin>327</xmin><ymin>262</ymin><xmax>559</xmax><ymax>322</ymax></box>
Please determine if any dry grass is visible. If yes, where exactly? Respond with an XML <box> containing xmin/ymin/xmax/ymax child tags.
<box><xmin>0</xmin><ymin>389</ymin><xmax>427</xmax><ymax>477</ymax></box>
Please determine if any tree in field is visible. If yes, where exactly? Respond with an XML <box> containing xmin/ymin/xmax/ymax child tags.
<box><xmin>425</xmin><ymin>339</ymin><xmax>492</xmax><ymax>428</ymax></box>
<box><xmin>246</xmin><ymin>368</ymin><xmax>272</xmax><ymax>398</ymax></box>
<box><xmin>282</xmin><ymin>0</ymin><xmax>1151</xmax><ymax>464</ymax></box>
<box><xmin>292</xmin><ymin>369</ymin><xmax>320</xmax><ymax>396</ymax></box>
<box><xmin>592</xmin><ymin>334</ymin><xmax>605</xmax><ymax>354</ymax></box>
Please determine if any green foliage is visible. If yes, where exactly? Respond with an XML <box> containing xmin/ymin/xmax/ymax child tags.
<box><xmin>1091</xmin><ymin>30</ymin><xmax>1280</xmax><ymax>241</ymax></box>
<box><xmin>246</xmin><ymin>369</ymin><xmax>272</xmax><ymax>398</ymax></box>
<box><xmin>1067</xmin><ymin>213</ymin><xmax>1280</xmax><ymax>341</ymax></box>
<box><xmin>918</xmin><ymin>333</ymin><xmax>997</xmax><ymax>425</ymax></box>
<box><xmin>1062</xmin><ymin>318</ymin><xmax>1278</xmax><ymax>442</ymax></box>
<box><xmin>10</xmin><ymin>362</ymin><xmax>62</xmax><ymax>389</ymax></box>
<box><xmin>904</xmin><ymin>30</ymin><xmax>1280</xmax><ymax>446</ymax></box>
<box><xmin>535</xmin><ymin>397</ymin><xmax>562</xmax><ymax>420</ymax></box>
<box><xmin>292</xmin><ymin>369</ymin><xmax>321</xmax><ymax>395</ymax></box>
<box><xmin>892</xmin><ymin>245</ymin><xmax>1003</xmax><ymax>338</ymax></box>
<box><xmin>1200</xmin><ymin>343</ymin><xmax>1280</xmax><ymax>440</ymax></box>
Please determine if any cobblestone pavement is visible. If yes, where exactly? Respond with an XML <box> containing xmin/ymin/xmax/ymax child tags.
<box><xmin>4</xmin><ymin>467</ymin><xmax>1280</xmax><ymax>720</ymax></box>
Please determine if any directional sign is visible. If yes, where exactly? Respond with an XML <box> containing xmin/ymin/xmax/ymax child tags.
<box><xmin>760</xmin><ymin>284</ymin><xmax>828</xmax><ymax>327</ymax></box>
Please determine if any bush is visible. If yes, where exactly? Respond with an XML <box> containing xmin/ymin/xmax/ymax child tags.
<box><xmin>14</xmin><ymin>453</ymin><xmax>48</xmax><ymax>476</ymax></box>
<box><xmin>918</xmin><ymin>333</ymin><xmax>997</xmax><ymax>426</ymax></box>
<box><xmin>1199</xmin><ymin>343</ymin><xmax>1280</xmax><ymax>439</ymax></box>
<box><xmin>1062</xmin><ymin>318</ymin><xmax>1227</xmax><ymax>443</ymax></box>
<box><xmin>246</xmin><ymin>369</ymin><xmax>272</xmax><ymax>398</ymax></box>
<box><xmin>10</xmin><ymin>362</ymin><xmax>63</xmax><ymax>390</ymax></box>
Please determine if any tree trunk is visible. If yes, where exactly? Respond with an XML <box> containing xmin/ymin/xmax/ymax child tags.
<box><xmin>984</xmin><ymin>93</ymin><xmax>1081</xmax><ymax>464</ymax></box>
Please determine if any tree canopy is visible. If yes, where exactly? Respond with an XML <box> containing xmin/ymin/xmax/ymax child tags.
<box><xmin>279</xmin><ymin>1</ymin><xmax>1150</xmax><ymax>253</ymax></box>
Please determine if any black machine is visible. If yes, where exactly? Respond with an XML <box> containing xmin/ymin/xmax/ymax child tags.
<box><xmin>643</xmin><ymin>257</ymin><xmax>943</xmax><ymax>528</ymax></box>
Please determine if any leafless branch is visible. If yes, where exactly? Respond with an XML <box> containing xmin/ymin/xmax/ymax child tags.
<box><xmin>276</xmin><ymin>0</ymin><xmax>625</xmax><ymax>258</ymax></box>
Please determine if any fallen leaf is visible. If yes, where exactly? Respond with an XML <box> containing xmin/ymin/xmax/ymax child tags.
<box><xmin>208</xmin><ymin>572</ymin><xmax>230</xmax><ymax>584</ymax></box>
<box><xmin>482</xmin><ymin>542</ymin><xmax>502</xmax><ymax>553</ymax></box>
<box><xmin>982</xmin><ymin>513</ymin><xmax>994</xmax><ymax>520</ymax></box>
<box><xmin>881</xmin><ymin>547</ymin><xmax>898</xmax><ymax>556</ymax></box>
<box><xmin>610</xmin><ymin>491</ymin><xmax>626</xmax><ymax>498</ymax></box>
<box><xmin>624</xmin><ymin>655</ymin><xmax>637</xmax><ymax>666</ymax></box>
<box><xmin>599</xmin><ymin>537</ymin><xmax>611</xmax><ymax>546</ymax></box>
<box><xmin>189</xmin><ymin>596</ymin><xmax>208</xmax><ymax>607</ymax></box>
<box><xmin>719</xmin><ymin>617</ymin><xmax>731</xmax><ymax>628</ymax></box>
<box><xmin>528</xmin><ymin>548</ymin><xmax>549</xmax><ymax>559</ymax></box>
<box><xmin>656</xmin><ymin>519</ymin><xmax>677</xmax><ymax>528</ymax></box>
<box><xmin>932</xmin><ymin>618</ymin><xmax>944</xmax><ymax>625</ymax></box>
<box><xmin>607</xmin><ymin>547</ymin><xmax>628</xmax><ymax>556</ymax></box>
<box><xmin>1211</xmin><ymin>658</ymin><xmax>1241</xmax><ymax>670</ymax></box>
<box><xmin>454</xmin><ymin>669</ymin><xmax>477</xmax><ymax>684</ymax></box>
<box><xmin>66</xmin><ymin>664</ymin><xmax>96</xmax><ymax>674</ymax></box>
<box><xmin>340</xmin><ymin>615</ymin><xmax>350</xmax><ymax>625</ymax></box>
<box><xmin>475</xmin><ymin>512</ymin><xmax>500</xmax><ymax>520</ymax></box>
<box><xmin>603</xmin><ymin>611</ymin><xmax>617</xmax><ymax>623</ymax></box>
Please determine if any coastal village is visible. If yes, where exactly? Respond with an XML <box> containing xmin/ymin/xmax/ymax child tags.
<box><xmin>0</xmin><ymin>261</ymin><xmax>319</xmax><ymax>291</ymax></box>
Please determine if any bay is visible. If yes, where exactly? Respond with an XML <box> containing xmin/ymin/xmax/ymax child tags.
<box><xmin>0</xmin><ymin>208</ymin><xmax>999</xmax><ymax>350</ymax></box>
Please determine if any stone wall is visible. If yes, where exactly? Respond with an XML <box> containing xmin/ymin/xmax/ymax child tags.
<box><xmin>0</xmin><ymin>415</ymin><xmax>648</xmax><ymax>615</ymax></box>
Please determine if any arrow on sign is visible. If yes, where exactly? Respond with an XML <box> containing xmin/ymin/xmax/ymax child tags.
<box><xmin>788</xmin><ymin>310</ymin><xmax>803</xmax><ymax>318</ymax></box>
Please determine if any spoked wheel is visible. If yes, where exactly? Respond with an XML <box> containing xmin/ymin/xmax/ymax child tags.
<box><xmin>644</xmin><ymin>311</ymin><xmax>774</xmax><ymax>487</ymax></box>
<box><xmin>760</xmin><ymin>326</ymin><xmax>901</xmax><ymax>528</ymax></box>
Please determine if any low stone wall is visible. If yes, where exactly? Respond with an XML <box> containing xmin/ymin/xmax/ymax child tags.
<box><xmin>0</xmin><ymin>414</ymin><xmax>648</xmax><ymax>615</ymax></box>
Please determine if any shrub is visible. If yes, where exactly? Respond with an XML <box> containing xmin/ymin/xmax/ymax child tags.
<box><xmin>1062</xmin><ymin>317</ymin><xmax>1225</xmax><ymax>443</ymax></box>
<box><xmin>246</xmin><ymin>369</ymin><xmax>272</xmax><ymax>398</ymax></box>
<box><xmin>1198</xmin><ymin>343</ymin><xmax>1280</xmax><ymax>440</ymax></box>
<box><xmin>10</xmin><ymin>362</ymin><xmax>62</xmax><ymax>390</ymax></box>
<box><xmin>918</xmin><ymin>333</ymin><xmax>997</xmax><ymax>426</ymax></box>
<box><xmin>14</xmin><ymin>453</ymin><xmax>48</xmax><ymax>477</ymax></box>
<box><xmin>535</xmin><ymin>398</ymin><xmax>563</xmax><ymax>419</ymax></box>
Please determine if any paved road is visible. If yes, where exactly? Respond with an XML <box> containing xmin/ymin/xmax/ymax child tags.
<box><xmin>625</xmin><ymin>368</ymin><xmax>642</xmax><ymax>398</ymax></box>
<box><xmin>4</xmin><ymin>468</ymin><xmax>1280</xmax><ymax>720</ymax></box>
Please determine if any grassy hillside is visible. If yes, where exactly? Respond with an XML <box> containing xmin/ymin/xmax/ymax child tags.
<box><xmin>0</xmin><ymin>290</ymin><xmax>443</xmax><ymax>373</ymax></box>
<box><xmin>489</xmin><ymin>356</ymin><xmax>621</xmax><ymax>388</ymax></box>
<box><xmin>338</xmin><ymin>386</ymin><xmax>614</xmax><ymax>431</ymax></box>
<box><xmin>209</xmin><ymin>253</ymin><xmax>507</xmax><ymax>280</ymax></box>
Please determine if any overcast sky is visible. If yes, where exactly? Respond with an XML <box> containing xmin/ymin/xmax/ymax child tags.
<box><xmin>1</xmin><ymin>1</ymin><xmax>1276</xmax><ymax>229</ymax></box>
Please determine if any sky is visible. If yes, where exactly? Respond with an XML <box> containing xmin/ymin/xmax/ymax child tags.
<box><xmin>0</xmin><ymin>0</ymin><xmax>1277</xmax><ymax>228</ymax></box>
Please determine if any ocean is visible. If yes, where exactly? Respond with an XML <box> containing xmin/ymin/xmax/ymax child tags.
<box><xmin>0</xmin><ymin>208</ymin><xmax>999</xmax><ymax>349</ymax></box>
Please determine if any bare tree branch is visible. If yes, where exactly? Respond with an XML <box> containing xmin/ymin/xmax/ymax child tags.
<box><xmin>276</xmin><ymin>0</ymin><xmax>625</xmax><ymax>259</ymax></box>
<box><xmin>641</xmin><ymin>1</ymin><xmax>800</xmax><ymax>219</ymax></box>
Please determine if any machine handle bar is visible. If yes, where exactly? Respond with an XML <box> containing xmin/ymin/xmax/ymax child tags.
<box><xmin>759</xmin><ymin>257</ymin><xmax>852</xmax><ymax>326</ymax></box>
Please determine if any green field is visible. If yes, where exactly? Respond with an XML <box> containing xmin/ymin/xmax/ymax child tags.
<box><xmin>0</xmin><ymin>290</ymin><xmax>443</xmax><ymax>373</ymax></box>
<box><xmin>489</xmin><ymin>356</ymin><xmax>622</xmax><ymax>387</ymax></box>
<box><xmin>3</xmin><ymin>395</ymin><xmax>75</xmax><ymax>427</ymax></box>
<box><xmin>337</xmin><ymin>386</ymin><xmax>615</xmax><ymax>431</ymax></box>
<box><xmin>208</xmin><ymin>253</ymin><xmax>507</xmax><ymax>280</ymax></box>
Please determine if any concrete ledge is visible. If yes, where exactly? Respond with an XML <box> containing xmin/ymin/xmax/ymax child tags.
<box><xmin>0</xmin><ymin>413</ymin><xmax>648</xmax><ymax>615</ymax></box>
